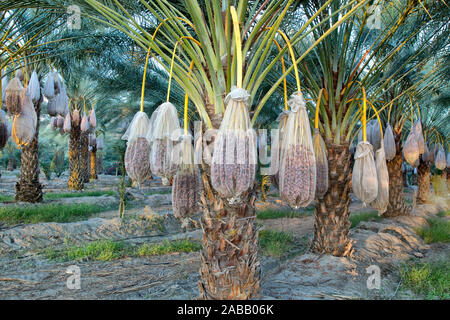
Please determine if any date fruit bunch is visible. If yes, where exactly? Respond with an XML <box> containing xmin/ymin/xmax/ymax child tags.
<box><xmin>149</xmin><ymin>102</ymin><xmax>180</xmax><ymax>185</ymax></box>
<box><xmin>312</xmin><ymin>128</ymin><xmax>328</xmax><ymax>199</ymax></box>
<box><xmin>172</xmin><ymin>134</ymin><xmax>201</xmax><ymax>218</ymax></box>
<box><xmin>122</xmin><ymin>111</ymin><xmax>153</xmax><ymax>188</ymax></box>
<box><xmin>352</xmin><ymin>141</ymin><xmax>378</xmax><ymax>205</ymax></box>
<box><xmin>270</xmin><ymin>110</ymin><xmax>289</xmax><ymax>190</ymax></box>
<box><xmin>211</xmin><ymin>87</ymin><xmax>257</xmax><ymax>200</ymax></box>
<box><xmin>278</xmin><ymin>92</ymin><xmax>316</xmax><ymax>208</ymax></box>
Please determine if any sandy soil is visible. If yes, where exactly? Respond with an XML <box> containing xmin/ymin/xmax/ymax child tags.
<box><xmin>0</xmin><ymin>173</ymin><xmax>448</xmax><ymax>300</ymax></box>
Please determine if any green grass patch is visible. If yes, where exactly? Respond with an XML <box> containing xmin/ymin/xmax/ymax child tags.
<box><xmin>416</xmin><ymin>218</ymin><xmax>450</xmax><ymax>244</ymax></box>
<box><xmin>400</xmin><ymin>260</ymin><xmax>450</xmax><ymax>299</ymax></box>
<box><xmin>45</xmin><ymin>239</ymin><xmax>201</xmax><ymax>262</ymax></box>
<box><xmin>0</xmin><ymin>191</ymin><xmax>116</xmax><ymax>203</ymax></box>
<box><xmin>0</xmin><ymin>195</ymin><xmax>14</xmax><ymax>202</ymax></box>
<box><xmin>259</xmin><ymin>229</ymin><xmax>295</xmax><ymax>258</ymax></box>
<box><xmin>268</xmin><ymin>192</ymin><xmax>279</xmax><ymax>197</ymax></box>
<box><xmin>437</xmin><ymin>211</ymin><xmax>450</xmax><ymax>218</ymax></box>
<box><xmin>137</xmin><ymin>239</ymin><xmax>202</xmax><ymax>256</ymax></box>
<box><xmin>43</xmin><ymin>190</ymin><xmax>116</xmax><ymax>200</ymax></box>
<box><xmin>145</xmin><ymin>189</ymin><xmax>171</xmax><ymax>195</ymax></box>
<box><xmin>350</xmin><ymin>211</ymin><xmax>382</xmax><ymax>228</ymax></box>
<box><xmin>0</xmin><ymin>203</ymin><xmax>114</xmax><ymax>224</ymax></box>
<box><xmin>257</xmin><ymin>208</ymin><xmax>312</xmax><ymax>220</ymax></box>
<box><xmin>46</xmin><ymin>240</ymin><xmax>128</xmax><ymax>262</ymax></box>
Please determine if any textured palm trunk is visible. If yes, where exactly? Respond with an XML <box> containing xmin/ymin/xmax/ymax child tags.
<box><xmin>198</xmin><ymin>170</ymin><xmax>260</xmax><ymax>300</ymax></box>
<box><xmin>197</xmin><ymin>101</ymin><xmax>260</xmax><ymax>300</ymax></box>
<box><xmin>96</xmin><ymin>154</ymin><xmax>103</xmax><ymax>174</ymax></box>
<box><xmin>15</xmin><ymin>99</ymin><xmax>43</xmax><ymax>202</ymax></box>
<box><xmin>80</xmin><ymin>131</ymin><xmax>90</xmax><ymax>183</ymax></box>
<box><xmin>385</xmin><ymin>129</ymin><xmax>410</xmax><ymax>217</ymax></box>
<box><xmin>90</xmin><ymin>147</ymin><xmax>98</xmax><ymax>180</ymax></box>
<box><xmin>417</xmin><ymin>158</ymin><xmax>431</xmax><ymax>204</ymax></box>
<box><xmin>441</xmin><ymin>169</ymin><xmax>448</xmax><ymax>194</ymax></box>
<box><xmin>311</xmin><ymin>140</ymin><xmax>353</xmax><ymax>257</ymax></box>
<box><xmin>403</xmin><ymin>170</ymin><xmax>408</xmax><ymax>187</ymax></box>
<box><xmin>68</xmin><ymin>122</ymin><xmax>83</xmax><ymax>190</ymax></box>
<box><xmin>7</xmin><ymin>158</ymin><xmax>15</xmax><ymax>171</ymax></box>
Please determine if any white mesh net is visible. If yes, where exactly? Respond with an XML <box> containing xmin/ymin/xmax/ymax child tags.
<box><xmin>278</xmin><ymin>92</ymin><xmax>316</xmax><ymax>208</ymax></box>
<box><xmin>27</xmin><ymin>71</ymin><xmax>41</xmax><ymax>103</ymax></box>
<box><xmin>383</xmin><ymin>124</ymin><xmax>396</xmax><ymax>161</ymax></box>
<box><xmin>172</xmin><ymin>135</ymin><xmax>201</xmax><ymax>219</ymax></box>
<box><xmin>403</xmin><ymin>131</ymin><xmax>419</xmax><ymax>166</ymax></box>
<box><xmin>352</xmin><ymin>141</ymin><xmax>378</xmax><ymax>205</ymax></box>
<box><xmin>149</xmin><ymin>102</ymin><xmax>181</xmax><ymax>182</ymax></box>
<box><xmin>369</xmin><ymin>143</ymin><xmax>389</xmax><ymax>214</ymax></box>
<box><xmin>211</xmin><ymin>88</ymin><xmax>257</xmax><ymax>199</ymax></box>
<box><xmin>412</xmin><ymin>120</ymin><xmax>425</xmax><ymax>154</ymax></box>
<box><xmin>5</xmin><ymin>77</ymin><xmax>23</xmax><ymax>115</ymax></box>
<box><xmin>122</xmin><ymin>111</ymin><xmax>153</xmax><ymax>187</ymax></box>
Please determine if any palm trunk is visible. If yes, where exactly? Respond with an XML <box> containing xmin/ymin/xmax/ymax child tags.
<box><xmin>7</xmin><ymin>158</ymin><xmax>15</xmax><ymax>171</ymax></box>
<box><xmin>445</xmin><ymin>168</ymin><xmax>450</xmax><ymax>188</ymax></box>
<box><xmin>403</xmin><ymin>169</ymin><xmax>408</xmax><ymax>187</ymax></box>
<box><xmin>441</xmin><ymin>169</ymin><xmax>448</xmax><ymax>194</ymax></box>
<box><xmin>15</xmin><ymin>99</ymin><xmax>43</xmax><ymax>202</ymax></box>
<box><xmin>68</xmin><ymin>122</ymin><xmax>83</xmax><ymax>190</ymax></box>
<box><xmin>197</xmin><ymin>101</ymin><xmax>260</xmax><ymax>300</ymax></box>
<box><xmin>96</xmin><ymin>154</ymin><xmax>103</xmax><ymax>174</ymax></box>
<box><xmin>198</xmin><ymin>170</ymin><xmax>260</xmax><ymax>300</ymax></box>
<box><xmin>417</xmin><ymin>158</ymin><xmax>431</xmax><ymax>204</ymax></box>
<box><xmin>311</xmin><ymin>140</ymin><xmax>353</xmax><ymax>257</ymax></box>
<box><xmin>90</xmin><ymin>146</ymin><xmax>98</xmax><ymax>180</ymax></box>
<box><xmin>385</xmin><ymin>129</ymin><xmax>410</xmax><ymax>217</ymax></box>
<box><xmin>80</xmin><ymin>131</ymin><xmax>90</xmax><ymax>183</ymax></box>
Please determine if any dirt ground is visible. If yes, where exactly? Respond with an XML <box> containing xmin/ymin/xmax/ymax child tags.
<box><xmin>0</xmin><ymin>172</ymin><xmax>448</xmax><ymax>300</ymax></box>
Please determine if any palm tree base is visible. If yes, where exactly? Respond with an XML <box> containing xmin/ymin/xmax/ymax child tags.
<box><xmin>15</xmin><ymin>181</ymin><xmax>43</xmax><ymax>203</ymax></box>
<box><xmin>385</xmin><ymin>147</ymin><xmax>411</xmax><ymax>217</ymax></box>
<box><xmin>311</xmin><ymin>141</ymin><xmax>352</xmax><ymax>257</ymax></box>
<box><xmin>90</xmin><ymin>149</ymin><xmax>98</xmax><ymax>180</ymax></box>
<box><xmin>417</xmin><ymin>159</ymin><xmax>431</xmax><ymax>204</ymax></box>
<box><xmin>80</xmin><ymin>132</ymin><xmax>90</xmax><ymax>184</ymax></box>
<box><xmin>198</xmin><ymin>172</ymin><xmax>260</xmax><ymax>300</ymax></box>
<box><xmin>68</xmin><ymin>172</ymin><xmax>84</xmax><ymax>191</ymax></box>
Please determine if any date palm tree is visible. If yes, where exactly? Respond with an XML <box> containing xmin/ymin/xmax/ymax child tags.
<box><xmin>373</xmin><ymin>2</ymin><xmax>449</xmax><ymax>213</ymax></box>
<box><xmin>415</xmin><ymin>93</ymin><xmax>450</xmax><ymax>203</ymax></box>
<box><xmin>0</xmin><ymin>8</ymin><xmax>63</xmax><ymax>202</ymax></box>
<box><xmin>295</xmin><ymin>0</ymin><xmax>440</xmax><ymax>253</ymax></box>
<box><xmin>79</xmin><ymin>0</ymin><xmax>369</xmax><ymax>299</ymax></box>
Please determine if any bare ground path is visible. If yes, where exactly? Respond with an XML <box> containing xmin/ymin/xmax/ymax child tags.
<box><xmin>0</xmin><ymin>173</ymin><xmax>448</xmax><ymax>299</ymax></box>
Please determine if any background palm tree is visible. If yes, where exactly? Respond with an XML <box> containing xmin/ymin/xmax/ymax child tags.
<box><xmin>293</xmin><ymin>0</ymin><xmax>445</xmax><ymax>255</ymax></box>
<box><xmin>1</xmin><ymin>9</ymin><xmax>66</xmax><ymax>202</ymax></box>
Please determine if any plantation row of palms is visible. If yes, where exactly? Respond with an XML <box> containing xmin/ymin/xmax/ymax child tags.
<box><xmin>0</xmin><ymin>0</ymin><xmax>449</xmax><ymax>300</ymax></box>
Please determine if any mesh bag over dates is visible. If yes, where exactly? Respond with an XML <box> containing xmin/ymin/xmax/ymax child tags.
<box><xmin>149</xmin><ymin>102</ymin><xmax>181</xmax><ymax>184</ymax></box>
<box><xmin>278</xmin><ymin>92</ymin><xmax>316</xmax><ymax>208</ymax></box>
<box><xmin>122</xmin><ymin>111</ymin><xmax>153</xmax><ymax>187</ymax></box>
<box><xmin>211</xmin><ymin>88</ymin><xmax>257</xmax><ymax>199</ymax></box>
<box><xmin>172</xmin><ymin>135</ymin><xmax>201</xmax><ymax>219</ymax></box>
